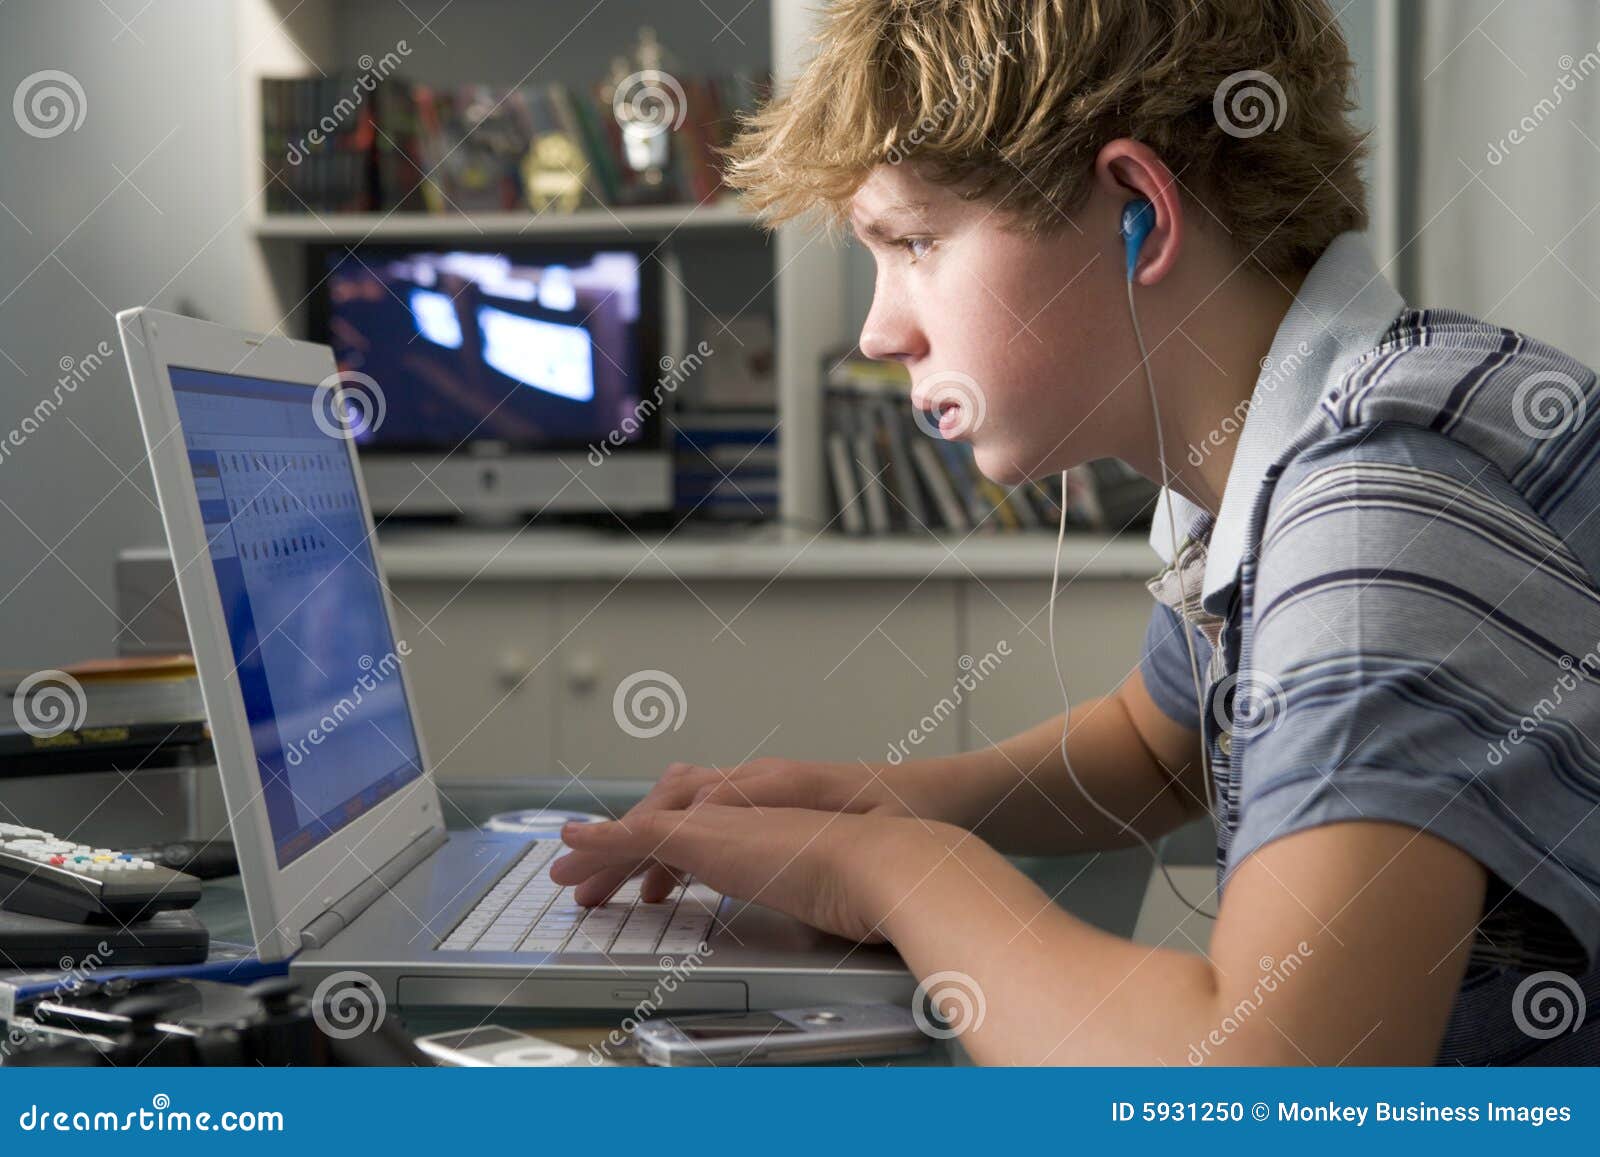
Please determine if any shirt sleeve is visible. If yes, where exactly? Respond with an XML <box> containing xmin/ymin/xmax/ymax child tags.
<box><xmin>1231</xmin><ymin>422</ymin><xmax>1600</xmax><ymax>968</ymax></box>
<box><xmin>1139</xmin><ymin>600</ymin><xmax>1209</xmax><ymax>732</ymax></box>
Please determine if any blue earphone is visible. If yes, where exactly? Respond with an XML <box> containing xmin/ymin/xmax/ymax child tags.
<box><xmin>1120</xmin><ymin>198</ymin><xmax>1154</xmax><ymax>281</ymax></box>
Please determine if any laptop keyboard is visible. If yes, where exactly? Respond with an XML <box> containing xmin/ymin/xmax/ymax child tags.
<box><xmin>436</xmin><ymin>838</ymin><xmax>723</xmax><ymax>956</ymax></box>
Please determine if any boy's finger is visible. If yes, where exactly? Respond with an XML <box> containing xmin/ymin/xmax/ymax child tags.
<box><xmin>562</xmin><ymin>810</ymin><xmax>716</xmax><ymax>872</ymax></box>
<box><xmin>573</xmin><ymin>863</ymin><xmax>640</xmax><ymax>907</ymax></box>
<box><xmin>640</xmin><ymin>863</ymin><xmax>685</xmax><ymax>902</ymax></box>
<box><xmin>548</xmin><ymin>849</ymin><xmax>638</xmax><ymax>884</ymax></box>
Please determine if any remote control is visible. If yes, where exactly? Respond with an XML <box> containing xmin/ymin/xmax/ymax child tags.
<box><xmin>125</xmin><ymin>838</ymin><xmax>238</xmax><ymax>880</ymax></box>
<box><xmin>0</xmin><ymin>823</ymin><xmax>202</xmax><ymax>924</ymax></box>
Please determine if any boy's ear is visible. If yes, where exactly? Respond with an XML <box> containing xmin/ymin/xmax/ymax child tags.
<box><xmin>1093</xmin><ymin>140</ymin><xmax>1183</xmax><ymax>287</ymax></box>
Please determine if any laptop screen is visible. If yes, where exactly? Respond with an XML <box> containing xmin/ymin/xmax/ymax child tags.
<box><xmin>168</xmin><ymin>366</ymin><xmax>425</xmax><ymax>868</ymax></box>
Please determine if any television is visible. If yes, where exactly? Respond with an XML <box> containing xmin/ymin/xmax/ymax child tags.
<box><xmin>307</xmin><ymin>240</ymin><xmax>673</xmax><ymax>519</ymax></box>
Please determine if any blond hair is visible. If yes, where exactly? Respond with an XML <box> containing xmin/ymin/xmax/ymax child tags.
<box><xmin>724</xmin><ymin>0</ymin><xmax>1368</xmax><ymax>274</ymax></box>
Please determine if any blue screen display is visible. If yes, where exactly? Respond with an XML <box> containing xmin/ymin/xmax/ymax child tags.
<box><xmin>168</xmin><ymin>366</ymin><xmax>425</xmax><ymax>867</ymax></box>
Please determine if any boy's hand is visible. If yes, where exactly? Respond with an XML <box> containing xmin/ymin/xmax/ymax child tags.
<box><xmin>551</xmin><ymin>804</ymin><xmax>952</xmax><ymax>944</ymax></box>
<box><xmin>551</xmin><ymin>757</ymin><xmax>944</xmax><ymax>905</ymax></box>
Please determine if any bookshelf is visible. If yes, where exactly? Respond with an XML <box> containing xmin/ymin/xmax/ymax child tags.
<box><xmin>249</xmin><ymin>200</ymin><xmax>756</xmax><ymax>241</ymax></box>
<box><xmin>183</xmin><ymin>2</ymin><xmax>1161</xmax><ymax>790</ymax></box>
<box><xmin>228</xmin><ymin>0</ymin><xmax>1121</xmax><ymax>565</ymax></box>
<box><xmin>233</xmin><ymin>0</ymin><xmax>861</xmax><ymax>538</ymax></box>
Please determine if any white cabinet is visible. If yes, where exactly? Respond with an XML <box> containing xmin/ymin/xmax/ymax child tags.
<box><xmin>546</xmin><ymin>580</ymin><xmax>962</xmax><ymax>775</ymax></box>
<box><xmin>380</xmin><ymin>533</ymin><xmax>1158</xmax><ymax>784</ymax></box>
<box><xmin>386</xmin><ymin>583</ymin><xmax>559</xmax><ymax>786</ymax></box>
<box><xmin>960</xmin><ymin>578</ymin><xmax>1155</xmax><ymax>750</ymax></box>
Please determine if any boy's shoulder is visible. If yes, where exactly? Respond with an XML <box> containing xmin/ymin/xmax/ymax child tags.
<box><xmin>1314</xmin><ymin>306</ymin><xmax>1598</xmax><ymax>495</ymax></box>
<box><xmin>1266</xmin><ymin>308</ymin><xmax>1600</xmax><ymax>556</ymax></box>
<box><xmin>1250</xmin><ymin>308</ymin><xmax>1600</xmax><ymax>615</ymax></box>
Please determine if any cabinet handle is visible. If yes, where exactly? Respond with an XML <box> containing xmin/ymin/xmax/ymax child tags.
<box><xmin>567</xmin><ymin>652</ymin><xmax>600</xmax><ymax>694</ymax></box>
<box><xmin>494</xmin><ymin>651</ymin><xmax>531</xmax><ymax>690</ymax></box>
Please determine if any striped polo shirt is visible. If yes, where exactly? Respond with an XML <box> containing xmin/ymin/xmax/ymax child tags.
<box><xmin>1139</xmin><ymin>232</ymin><xmax>1600</xmax><ymax>1064</ymax></box>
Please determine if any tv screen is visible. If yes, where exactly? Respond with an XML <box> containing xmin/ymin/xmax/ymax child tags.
<box><xmin>310</xmin><ymin>243</ymin><xmax>658</xmax><ymax>452</ymax></box>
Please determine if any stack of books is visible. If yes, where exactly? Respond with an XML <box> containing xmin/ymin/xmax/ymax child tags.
<box><xmin>673</xmin><ymin>408</ymin><xmax>780</xmax><ymax>522</ymax></box>
<box><xmin>823</xmin><ymin>351</ymin><xmax>1157</xmax><ymax>536</ymax></box>
<box><xmin>1</xmin><ymin>655</ymin><xmax>209</xmax><ymax>778</ymax></box>
<box><xmin>259</xmin><ymin>71</ymin><xmax>766</xmax><ymax>215</ymax></box>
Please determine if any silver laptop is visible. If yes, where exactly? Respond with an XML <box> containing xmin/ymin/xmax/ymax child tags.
<box><xmin>117</xmin><ymin>307</ymin><xmax>912</xmax><ymax>1012</ymax></box>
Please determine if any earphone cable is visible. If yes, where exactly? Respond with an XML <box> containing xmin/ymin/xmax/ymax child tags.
<box><xmin>1040</xmin><ymin>262</ymin><xmax>1218</xmax><ymax>922</ymax></box>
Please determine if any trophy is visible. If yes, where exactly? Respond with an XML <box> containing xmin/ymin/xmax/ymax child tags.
<box><xmin>607</xmin><ymin>28</ymin><xmax>686</xmax><ymax>203</ymax></box>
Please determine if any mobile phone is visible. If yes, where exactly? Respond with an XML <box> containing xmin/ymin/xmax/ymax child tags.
<box><xmin>631</xmin><ymin>1004</ymin><xmax>930</xmax><ymax>1067</ymax></box>
<box><xmin>415</xmin><ymin>1024</ymin><xmax>607</xmax><ymax>1067</ymax></box>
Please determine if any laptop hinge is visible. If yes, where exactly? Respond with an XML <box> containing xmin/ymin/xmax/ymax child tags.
<box><xmin>300</xmin><ymin>826</ymin><xmax>449</xmax><ymax>950</ymax></box>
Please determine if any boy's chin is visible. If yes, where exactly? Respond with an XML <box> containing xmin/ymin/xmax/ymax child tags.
<box><xmin>970</xmin><ymin>442</ymin><xmax>1038</xmax><ymax>488</ymax></box>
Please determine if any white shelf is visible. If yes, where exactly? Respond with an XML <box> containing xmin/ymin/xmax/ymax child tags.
<box><xmin>371</xmin><ymin>527</ymin><xmax>1157</xmax><ymax>583</ymax></box>
<box><xmin>233</xmin><ymin>2</ymin><xmax>858</xmax><ymax>531</ymax></box>
<box><xmin>250</xmin><ymin>200</ymin><xmax>755</xmax><ymax>241</ymax></box>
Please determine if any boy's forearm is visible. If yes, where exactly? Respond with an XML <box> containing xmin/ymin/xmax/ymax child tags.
<box><xmin>864</xmin><ymin>815</ymin><xmax>1482</xmax><ymax>1066</ymax></box>
<box><xmin>869</xmin><ymin>825</ymin><xmax>1221</xmax><ymax>1064</ymax></box>
<box><xmin>900</xmin><ymin>693</ymin><xmax>1200</xmax><ymax>854</ymax></box>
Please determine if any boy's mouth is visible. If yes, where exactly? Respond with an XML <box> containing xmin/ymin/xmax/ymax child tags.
<box><xmin>911</xmin><ymin>372</ymin><xmax>986</xmax><ymax>441</ymax></box>
<box><xmin>912</xmin><ymin>397</ymin><xmax>966</xmax><ymax>439</ymax></box>
<box><xmin>934</xmin><ymin>400</ymin><xmax>964</xmax><ymax>437</ymax></box>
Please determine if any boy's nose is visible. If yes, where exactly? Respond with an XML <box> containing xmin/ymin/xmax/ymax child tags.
<box><xmin>859</xmin><ymin>297</ymin><xmax>926</xmax><ymax>365</ymax></box>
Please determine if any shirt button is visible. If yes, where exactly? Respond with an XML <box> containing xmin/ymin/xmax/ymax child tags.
<box><xmin>1217</xmin><ymin>731</ymin><xmax>1232</xmax><ymax>757</ymax></box>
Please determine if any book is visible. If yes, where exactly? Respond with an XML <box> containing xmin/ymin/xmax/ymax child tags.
<box><xmin>910</xmin><ymin>439</ymin><xmax>970</xmax><ymax>533</ymax></box>
<box><xmin>3</xmin><ymin>656</ymin><xmax>204</xmax><ymax>730</ymax></box>
<box><xmin>873</xmin><ymin>395</ymin><xmax>929</xmax><ymax>531</ymax></box>
<box><xmin>2</xmin><ymin>655</ymin><xmax>209</xmax><ymax>771</ymax></box>
<box><xmin>259</xmin><ymin>69</ymin><xmax>767</xmax><ymax>216</ymax></box>
<box><xmin>847</xmin><ymin>397</ymin><xmax>892</xmax><ymax>535</ymax></box>
<box><xmin>826</xmin><ymin>419</ymin><xmax>866</xmax><ymax>536</ymax></box>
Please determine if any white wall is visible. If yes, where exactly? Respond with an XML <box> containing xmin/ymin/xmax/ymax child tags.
<box><xmin>1411</xmin><ymin>0</ymin><xmax>1600</xmax><ymax>369</ymax></box>
<box><xmin>0</xmin><ymin>0</ymin><xmax>259</xmax><ymax>666</ymax></box>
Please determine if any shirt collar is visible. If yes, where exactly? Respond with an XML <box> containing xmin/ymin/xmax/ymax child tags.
<box><xmin>1147</xmin><ymin>232</ymin><xmax>1406</xmax><ymax>612</ymax></box>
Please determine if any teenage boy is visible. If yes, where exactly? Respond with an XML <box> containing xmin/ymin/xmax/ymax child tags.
<box><xmin>555</xmin><ymin>0</ymin><xmax>1600</xmax><ymax>1064</ymax></box>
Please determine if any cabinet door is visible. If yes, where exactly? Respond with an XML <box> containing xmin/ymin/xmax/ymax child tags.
<box><xmin>551</xmin><ymin>580</ymin><xmax>961</xmax><ymax>776</ymax></box>
<box><xmin>959</xmin><ymin>577</ymin><xmax>1153</xmax><ymax>751</ymax></box>
<box><xmin>386</xmin><ymin>582</ymin><xmax>558</xmax><ymax>784</ymax></box>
